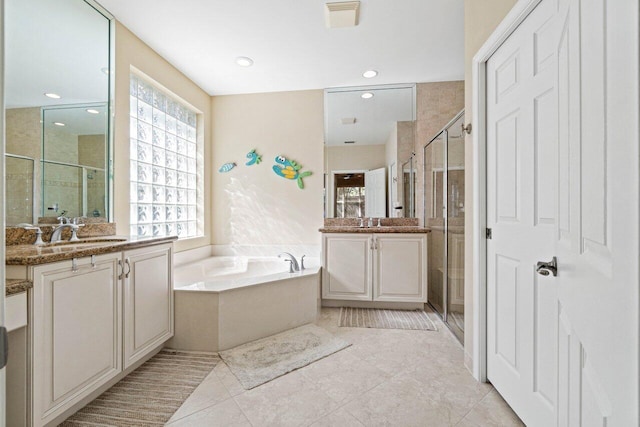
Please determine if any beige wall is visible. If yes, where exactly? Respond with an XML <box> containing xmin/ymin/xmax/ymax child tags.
<box><xmin>113</xmin><ymin>22</ymin><xmax>212</xmax><ymax>252</ymax></box>
<box><xmin>463</xmin><ymin>0</ymin><xmax>517</xmax><ymax>370</ymax></box>
<box><xmin>211</xmin><ymin>90</ymin><xmax>324</xmax><ymax>246</ymax></box>
<box><xmin>326</xmin><ymin>144</ymin><xmax>385</xmax><ymax>172</ymax></box>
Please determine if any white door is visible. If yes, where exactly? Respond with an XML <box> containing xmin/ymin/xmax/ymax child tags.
<box><xmin>365</xmin><ymin>167</ymin><xmax>386</xmax><ymax>218</ymax></box>
<box><xmin>486</xmin><ymin>0</ymin><xmax>639</xmax><ymax>426</ymax></box>
<box><xmin>486</xmin><ymin>1</ymin><xmax>560</xmax><ymax>424</ymax></box>
<box><xmin>555</xmin><ymin>0</ymin><xmax>638</xmax><ymax>425</ymax></box>
<box><xmin>0</xmin><ymin>1</ymin><xmax>6</xmax><ymax>424</ymax></box>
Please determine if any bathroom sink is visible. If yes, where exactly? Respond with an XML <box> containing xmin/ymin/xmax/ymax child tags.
<box><xmin>46</xmin><ymin>237</ymin><xmax>128</xmax><ymax>247</ymax></box>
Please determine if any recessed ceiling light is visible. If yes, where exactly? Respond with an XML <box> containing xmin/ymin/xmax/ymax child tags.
<box><xmin>86</xmin><ymin>109</ymin><xmax>100</xmax><ymax>114</ymax></box>
<box><xmin>44</xmin><ymin>93</ymin><xmax>61</xmax><ymax>99</ymax></box>
<box><xmin>361</xmin><ymin>92</ymin><xmax>374</xmax><ymax>99</ymax></box>
<box><xmin>101</xmin><ymin>67</ymin><xmax>110</xmax><ymax>75</ymax></box>
<box><xmin>362</xmin><ymin>70</ymin><xmax>378</xmax><ymax>78</ymax></box>
<box><xmin>235</xmin><ymin>57</ymin><xmax>254</xmax><ymax>67</ymax></box>
<box><xmin>53</xmin><ymin>122</ymin><xmax>65</xmax><ymax>127</ymax></box>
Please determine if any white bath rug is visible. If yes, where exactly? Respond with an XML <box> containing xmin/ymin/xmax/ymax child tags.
<box><xmin>219</xmin><ymin>324</ymin><xmax>350</xmax><ymax>390</ymax></box>
<box><xmin>338</xmin><ymin>307</ymin><xmax>438</xmax><ymax>331</ymax></box>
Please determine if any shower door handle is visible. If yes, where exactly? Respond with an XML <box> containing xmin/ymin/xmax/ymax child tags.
<box><xmin>536</xmin><ymin>257</ymin><xmax>557</xmax><ymax>277</ymax></box>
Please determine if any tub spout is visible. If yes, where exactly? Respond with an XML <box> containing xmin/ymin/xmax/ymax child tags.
<box><xmin>278</xmin><ymin>252</ymin><xmax>299</xmax><ymax>272</ymax></box>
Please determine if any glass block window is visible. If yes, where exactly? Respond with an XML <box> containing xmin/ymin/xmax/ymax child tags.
<box><xmin>129</xmin><ymin>74</ymin><xmax>201</xmax><ymax>239</ymax></box>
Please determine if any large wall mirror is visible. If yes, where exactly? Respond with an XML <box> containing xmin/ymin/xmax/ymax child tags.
<box><xmin>324</xmin><ymin>84</ymin><xmax>416</xmax><ymax>218</ymax></box>
<box><xmin>5</xmin><ymin>0</ymin><xmax>112</xmax><ymax>225</ymax></box>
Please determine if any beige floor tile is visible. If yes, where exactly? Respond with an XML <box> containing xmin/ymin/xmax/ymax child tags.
<box><xmin>309</xmin><ymin>407</ymin><xmax>365</xmax><ymax>427</ymax></box>
<box><xmin>166</xmin><ymin>398</ymin><xmax>251</xmax><ymax>426</ymax></box>
<box><xmin>167</xmin><ymin>369</ymin><xmax>231</xmax><ymax>423</ymax></box>
<box><xmin>343</xmin><ymin>375</ymin><xmax>464</xmax><ymax>426</ymax></box>
<box><xmin>234</xmin><ymin>370</ymin><xmax>339</xmax><ymax>427</ymax></box>
<box><xmin>394</xmin><ymin>368</ymin><xmax>492</xmax><ymax>418</ymax></box>
<box><xmin>167</xmin><ymin>308</ymin><xmax>522</xmax><ymax>427</ymax></box>
<box><xmin>458</xmin><ymin>389</ymin><xmax>525</xmax><ymax>427</ymax></box>
<box><xmin>298</xmin><ymin>347</ymin><xmax>391</xmax><ymax>404</ymax></box>
<box><xmin>214</xmin><ymin>361</ymin><xmax>246</xmax><ymax>396</ymax></box>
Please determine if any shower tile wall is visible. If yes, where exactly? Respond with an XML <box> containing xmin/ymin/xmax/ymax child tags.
<box><xmin>413</xmin><ymin>81</ymin><xmax>464</xmax><ymax>224</ymax></box>
<box><xmin>6</xmin><ymin>107</ymin><xmax>107</xmax><ymax>221</ymax></box>
<box><xmin>6</xmin><ymin>108</ymin><xmax>41</xmax><ymax>224</ymax></box>
<box><xmin>78</xmin><ymin>135</ymin><xmax>107</xmax><ymax>217</ymax></box>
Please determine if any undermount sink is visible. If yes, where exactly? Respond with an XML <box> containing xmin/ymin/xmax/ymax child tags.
<box><xmin>46</xmin><ymin>237</ymin><xmax>127</xmax><ymax>246</ymax></box>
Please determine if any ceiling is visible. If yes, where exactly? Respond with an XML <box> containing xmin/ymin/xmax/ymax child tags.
<box><xmin>5</xmin><ymin>0</ymin><xmax>110</xmax><ymax>108</ymax></box>
<box><xmin>96</xmin><ymin>0</ymin><xmax>464</xmax><ymax>95</ymax></box>
<box><xmin>325</xmin><ymin>85</ymin><xmax>415</xmax><ymax>146</ymax></box>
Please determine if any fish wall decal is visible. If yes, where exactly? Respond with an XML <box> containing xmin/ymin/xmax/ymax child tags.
<box><xmin>245</xmin><ymin>149</ymin><xmax>262</xmax><ymax>166</ymax></box>
<box><xmin>218</xmin><ymin>162</ymin><xmax>237</xmax><ymax>173</ymax></box>
<box><xmin>272</xmin><ymin>155</ymin><xmax>312</xmax><ymax>189</ymax></box>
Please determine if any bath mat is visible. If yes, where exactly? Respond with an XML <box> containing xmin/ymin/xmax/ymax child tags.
<box><xmin>338</xmin><ymin>307</ymin><xmax>437</xmax><ymax>331</ymax></box>
<box><xmin>60</xmin><ymin>349</ymin><xmax>219</xmax><ymax>426</ymax></box>
<box><xmin>219</xmin><ymin>324</ymin><xmax>350</xmax><ymax>390</ymax></box>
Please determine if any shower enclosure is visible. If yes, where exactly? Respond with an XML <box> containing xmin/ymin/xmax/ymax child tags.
<box><xmin>423</xmin><ymin>110</ymin><xmax>465</xmax><ymax>342</ymax></box>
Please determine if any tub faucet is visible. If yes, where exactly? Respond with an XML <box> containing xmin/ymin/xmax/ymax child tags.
<box><xmin>278</xmin><ymin>252</ymin><xmax>299</xmax><ymax>272</ymax></box>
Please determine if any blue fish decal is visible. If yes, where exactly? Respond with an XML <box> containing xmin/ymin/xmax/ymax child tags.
<box><xmin>272</xmin><ymin>155</ymin><xmax>312</xmax><ymax>189</ymax></box>
<box><xmin>245</xmin><ymin>149</ymin><xmax>262</xmax><ymax>166</ymax></box>
<box><xmin>218</xmin><ymin>162</ymin><xmax>236</xmax><ymax>173</ymax></box>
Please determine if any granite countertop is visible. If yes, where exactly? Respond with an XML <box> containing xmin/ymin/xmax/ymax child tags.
<box><xmin>5</xmin><ymin>235</ymin><xmax>177</xmax><ymax>266</ymax></box>
<box><xmin>319</xmin><ymin>226</ymin><xmax>431</xmax><ymax>234</ymax></box>
<box><xmin>6</xmin><ymin>279</ymin><xmax>33</xmax><ymax>296</ymax></box>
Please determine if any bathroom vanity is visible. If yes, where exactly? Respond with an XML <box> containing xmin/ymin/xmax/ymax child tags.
<box><xmin>320</xmin><ymin>219</ymin><xmax>429</xmax><ymax>308</ymax></box>
<box><xmin>5</xmin><ymin>230</ymin><xmax>176</xmax><ymax>427</ymax></box>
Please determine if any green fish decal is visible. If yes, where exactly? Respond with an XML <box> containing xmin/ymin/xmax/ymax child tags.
<box><xmin>245</xmin><ymin>149</ymin><xmax>262</xmax><ymax>166</ymax></box>
<box><xmin>272</xmin><ymin>155</ymin><xmax>312</xmax><ymax>189</ymax></box>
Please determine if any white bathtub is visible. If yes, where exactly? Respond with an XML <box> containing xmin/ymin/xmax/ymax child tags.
<box><xmin>169</xmin><ymin>255</ymin><xmax>321</xmax><ymax>352</ymax></box>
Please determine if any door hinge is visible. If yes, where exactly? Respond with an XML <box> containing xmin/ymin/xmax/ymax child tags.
<box><xmin>0</xmin><ymin>326</ymin><xmax>8</xmax><ymax>369</ymax></box>
<box><xmin>486</xmin><ymin>228</ymin><xmax>492</xmax><ymax>239</ymax></box>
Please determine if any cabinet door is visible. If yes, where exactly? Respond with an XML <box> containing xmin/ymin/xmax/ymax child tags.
<box><xmin>123</xmin><ymin>243</ymin><xmax>173</xmax><ymax>369</ymax></box>
<box><xmin>32</xmin><ymin>253</ymin><xmax>121</xmax><ymax>427</ymax></box>
<box><xmin>374</xmin><ymin>234</ymin><xmax>427</xmax><ymax>302</ymax></box>
<box><xmin>322</xmin><ymin>234</ymin><xmax>373</xmax><ymax>301</ymax></box>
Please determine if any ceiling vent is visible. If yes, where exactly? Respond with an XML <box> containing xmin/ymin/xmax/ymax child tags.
<box><xmin>341</xmin><ymin>117</ymin><xmax>356</xmax><ymax>124</ymax></box>
<box><xmin>325</xmin><ymin>1</ymin><xmax>360</xmax><ymax>28</ymax></box>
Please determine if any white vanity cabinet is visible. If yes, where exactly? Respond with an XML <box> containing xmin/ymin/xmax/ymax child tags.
<box><xmin>123</xmin><ymin>244</ymin><xmax>173</xmax><ymax>368</ymax></box>
<box><xmin>322</xmin><ymin>234</ymin><xmax>373</xmax><ymax>301</ymax></box>
<box><xmin>373</xmin><ymin>234</ymin><xmax>427</xmax><ymax>302</ymax></box>
<box><xmin>32</xmin><ymin>253</ymin><xmax>122</xmax><ymax>426</ymax></box>
<box><xmin>322</xmin><ymin>233</ymin><xmax>427</xmax><ymax>303</ymax></box>
<box><xmin>25</xmin><ymin>242</ymin><xmax>174</xmax><ymax>427</ymax></box>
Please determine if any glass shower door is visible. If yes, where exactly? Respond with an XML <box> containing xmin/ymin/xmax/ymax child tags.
<box><xmin>423</xmin><ymin>110</ymin><xmax>465</xmax><ymax>343</ymax></box>
<box><xmin>424</xmin><ymin>132</ymin><xmax>445</xmax><ymax>316</ymax></box>
<box><xmin>445</xmin><ymin>114</ymin><xmax>465</xmax><ymax>342</ymax></box>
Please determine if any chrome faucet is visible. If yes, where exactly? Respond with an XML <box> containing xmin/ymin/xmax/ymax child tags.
<box><xmin>278</xmin><ymin>252</ymin><xmax>300</xmax><ymax>272</ymax></box>
<box><xmin>50</xmin><ymin>223</ymin><xmax>83</xmax><ymax>243</ymax></box>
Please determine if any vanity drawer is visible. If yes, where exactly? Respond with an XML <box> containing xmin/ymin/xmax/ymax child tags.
<box><xmin>6</xmin><ymin>292</ymin><xmax>28</xmax><ymax>332</ymax></box>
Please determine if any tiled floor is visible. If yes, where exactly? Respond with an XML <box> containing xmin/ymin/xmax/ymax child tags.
<box><xmin>165</xmin><ymin>308</ymin><xmax>524</xmax><ymax>427</ymax></box>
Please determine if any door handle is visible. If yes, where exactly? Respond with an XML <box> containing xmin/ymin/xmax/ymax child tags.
<box><xmin>536</xmin><ymin>257</ymin><xmax>557</xmax><ymax>277</ymax></box>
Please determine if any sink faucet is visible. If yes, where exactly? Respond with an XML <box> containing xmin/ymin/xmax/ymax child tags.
<box><xmin>50</xmin><ymin>223</ymin><xmax>83</xmax><ymax>243</ymax></box>
<box><xmin>278</xmin><ymin>252</ymin><xmax>300</xmax><ymax>272</ymax></box>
